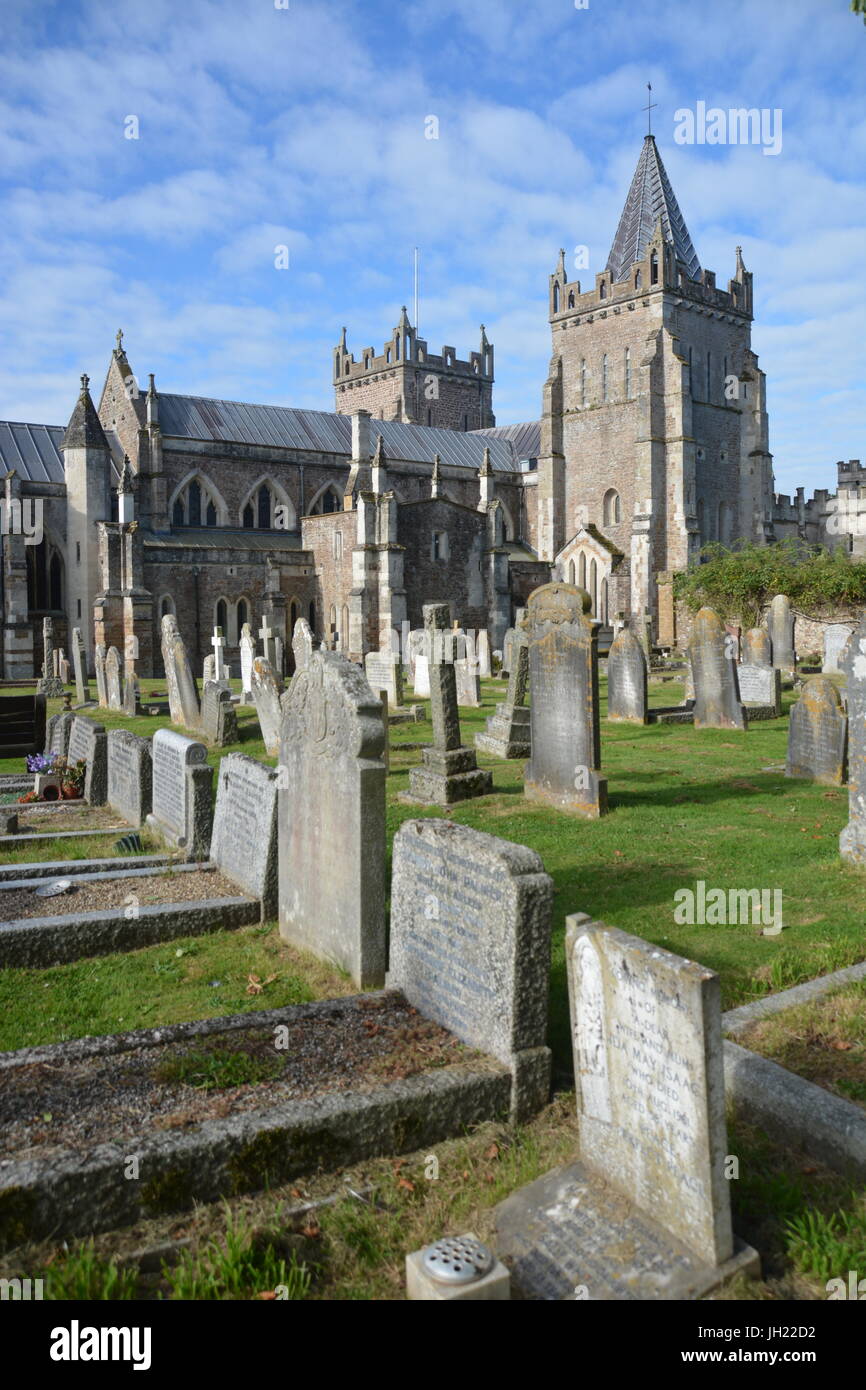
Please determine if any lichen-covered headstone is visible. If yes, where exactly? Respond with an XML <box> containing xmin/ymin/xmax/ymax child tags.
<box><xmin>742</xmin><ymin>627</ymin><xmax>771</xmax><ymax>667</ymax></box>
<box><xmin>475</xmin><ymin>633</ymin><xmax>530</xmax><ymax>758</ymax></box>
<box><xmin>364</xmin><ymin>650</ymin><xmax>404</xmax><ymax>708</ymax></box>
<box><xmin>524</xmin><ymin>583</ymin><xmax>607</xmax><ymax>816</ymax></box>
<box><xmin>161</xmin><ymin>614</ymin><xmax>200</xmax><ymax>732</ymax></box>
<box><xmin>823</xmin><ymin>624</ymin><xmax>852</xmax><ymax>675</ymax></box>
<box><xmin>406</xmin><ymin>603</ymin><xmax>492</xmax><ymax>805</ymax></box>
<box><xmin>105</xmin><ymin>647</ymin><xmax>123</xmax><ymax>711</ymax></box>
<box><xmin>251</xmin><ymin>656</ymin><xmax>283</xmax><ymax>755</ymax></box>
<box><xmin>290</xmin><ymin>617</ymin><xmax>314</xmax><ymax>673</ymax></box>
<box><xmin>210</xmin><ymin>753</ymin><xmax>279</xmax><ymax>918</ymax></box>
<box><xmin>606</xmin><ymin>626</ymin><xmax>648</xmax><ymax>724</ymax></box>
<box><xmin>278</xmin><ymin>650</ymin><xmax>386</xmax><ymax>987</ymax></box>
<box><xmin>107</xmin><ymin>729</ymin><xmax>152</xmax><ymax>825</ymax></box>
<box><xmin>786</xmin><ymin>677</ymin><xmax>848</xmax><ymax>786</ymax></box>
<box><xmin>146</xmin><ymin>727</ymin><xmax>213</xmax><ymax>858</ymax></box>
<box><xmin>70</xmin><ymin>627</ymin><xmax>91</xmax><ymax>706</ymax></box>
<box><xmin>767</xmin><ymin>594</ymin><xmax>796</xmax><ymax>671</ymax></box>
<box><xmin>94</xmin><ymin>644</ymin><xmax>107</xmax><ymax>708</ymax></box>
<box><xmin>687</xmin><ymin>608</ymin><xmax>746</xmax><ymax>730</ymax></box>
<box><xmin>737</xmin><ymin>662</ymin><xmax>781</xmax><ymax>715</ymax></box>
<box><xmin>67</xmin><ymin>715</ymin><xmax>108</xmax><ymax>805</ymax></box>
<box><xmin>201</xmin><ymin>681</ymin><xmax>239</xmax><ymax>747</ymax></box>
<box><xmin>389</xmin><ymin>819</ymin><xmax>554</xmax><ymax>1122</ymax></box>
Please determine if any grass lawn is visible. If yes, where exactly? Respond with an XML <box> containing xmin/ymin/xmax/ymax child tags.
<box><xmin>3</xmin><ymin>675</ymin><xmax>866</xmax><ymax>1070</ymax></box>
<box><xmin>732</xmin><ymin>979</ymin><xmax>866</xmax><ymax>1109</ymax></box>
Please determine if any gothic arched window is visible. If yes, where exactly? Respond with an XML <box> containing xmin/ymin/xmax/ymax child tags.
<box><xmin>603</xmin><ymin>488</ymin><xmax>621</xmax><ymax>527</ymax></box>
<box><xmin>650</xmin><ymin>251</ymin><xmax>659</xmax><ymax>285</ymax></box>
<box><xmin>553</xmin><ymin>282</ymin><xmax>560</xmax><ymax>312</ymax></box>
<box><xmin>188</xmin><ymin>480</ymin><xmax>202</xmax><ymax>527</ymax></box>
<box><xmin>171</xmin><ymin>475</ymin><xmax>223</xmax><ymax>528</ymax></box>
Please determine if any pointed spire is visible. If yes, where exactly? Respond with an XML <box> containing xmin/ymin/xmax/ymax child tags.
<box><xmin>555</xmin><ymin>248</ymin><xmax>566</xmax><ymax>278</ymax></box>
<box><xmin>398</xmin><ymin>304</ymin><xmax>411</xmax><ymax>329</ymax></box>
<box><xmin>117</xmin><ymin>454</ymin><xmax>133</xmax><ymax>493</ymax></box>
<box><xmin>735</xmin><ymin>245</ymin><xmax>746</xmax><ymax>278</ymax></box>
<box><xmin>480</xmin><ymin>323</ymin><xmax>489</xmax><ymax>350</ymax></box>
<box><xmin>606</xmin><ymin>136</ymin><xmax>701</xmax><ymax>285</ymax></box>
<box><xmin>338</xmin><ymin>326</ymin><xmax>347</xmax><ymax>350</ymax></box>
<box><xmin>63</xmin><ymin>373</ymin><xmax>108</xmax><ymax>451</ymax></box>
<box><xmin>373</xmin><ymin>433</ymin><xmax>386</xmax><ymax>466</ymax></box>
<box><xmin>480</xmin><ymin>445</ymin><xmax>492</xmax><ymax>477</ymax></box>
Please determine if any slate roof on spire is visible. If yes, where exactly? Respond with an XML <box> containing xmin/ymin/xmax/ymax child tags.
<box><xmin>63</xmin><ymin>376</ymin><xmax>109</xmax><ymax>451</ymax></box>
<box><xmin>605</xmin><ymin>135</ymin><xmax>701</xmax><ymax>285</ymax></box>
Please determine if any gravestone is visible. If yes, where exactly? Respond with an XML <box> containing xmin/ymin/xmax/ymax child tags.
<box><xmin>406</xmin><ymin>603</ymin><xmax>492</xmax><ymax>805</ymax></box>
<box><xmin>211</xmin><ymin>627</ymin><xmax>229</xmax><ymax>686</ymax></box>
<box><xmin>66</xmin><ymin>715</ymin><xmax>108</xmax><ymax>805</ymax></box>
<box><xmin>823</xmin><ymin>624</ymin><xmax>852</xmax><ymax>675</ymax></box>
<box><xmin>737</xmin><ymin>662</ymin><xmax>781</xmax><ymax>715</ymax></box>
<box><xmin>494</xmin><ymin>915</ymin><xmax>759</xmax><ymax>1299</ymax></box>
<box><xmin>787</xmin><ymin>677</ymin><xmax>848</xmax><ymax>786</ymax></box>
<box><xmin>210</xmin><ymin>753</ymin><xmax>279</xmax><ymax>918</ymax></box>
<box><xmin>36</xmin><ymin>617</ymin><xmax>64</xmax><ymax>697</ymax></box>
<box><xmin>407</xmin><ymin>629</ymin><xmax>426</xmax><ymax>681</ymax></box>
<box><xmin>767</xmin><ymin>594</ymin><xmax>796</xmax><ymax>671</ymax></box>
<box><xmin>742</xmin><ymin>627</ymin><xmax>772</xmax><ymax>666</ymax></box>
<box><xmin>278</xmin><ymin>650</ymin><xmax>386</xmax><ymax>987</ymax></box>
<box><xmin>161</xmin><ymin>614</ymin><xmax>200</xmax><ymax>731</ymax></box>
<box><xmin>259</xmin><ymin>614</ymin><xmax>278</xmax><ymax>667</ymax></box>
<box><xmin>45</xmin><ymin>710</ymin><xmax>74</xmax><ymax>758</ymax></box>
<box><xmin>201</xmin><ymin>680</ymin><xmax>239</xmax><ymax>747</ymax></box>
<box><xmin>687</xmin><ymin>608</ymin><xmax>747</xmax><ymax>730</ymax></box>
<box><xmin>290</xmin><ymin>617</ymin><xmax>313</xmax><ymax>673</ymax></box>
<box><xmin>477</xmin><ymin>628</ymin><xmax>492</xmax><ymax>678</ymax></box>
<box><xmin>94</xmin><ymin>644</ymin><xmax>108</xmax><ymax>708</ymax></box>
<box><xmin>122</xmin><ymin>666</ymin><xmax>140</xmax><ymax>716</ymax></box>
<box><xmin>475</xmin><ymin>635</ymin><xmax>530</xmax><ymax>758</ymax></box>
<box><xmin>413</xmin><ymin>654</ymin><xmax>430</xmax><ymax>698</ymax></box>
<box><xmin>501</xmin><ymin>628</ymin><xmax>516</xmax><ymax>677</ymax></box>
<box><xmin>146</xmin><ymin>727</ymin><xmax>214</xmax><ymax>858</ymax></box>
<box><xmin>364</xmin><ymin>650</ymin><xmax>404</xmax><ymax>708</ymax></box>
<box><xmin>239</xmin><ymin>623</ymin><xmax>255</xmax><ymax>703</ymax></box>
<box><xmin>251</xmin><ymin>656</ymin><xmax>283</xmax><ymax>755</ymax></box>
<box><xmin>841</xmin><ymin>618</ymin><xmax>866</xmax><ymax>862</ymax></box>
<box><xmin>606</xmin><ymin>627</ymin><xmax>648</xmax><ymax>724</ymax></box>
<box><xmin>105</xmin><ymin>647</ymin><xmax>123</xmax><ymax>710</ymax></box>
<box><xmin>389</xmin><ymin>819</ymin><xmax>554</xmax><ymax>1122</ymax></box>
<box><xmin>454</xmin><ymin>657</ymin><xmax>482</xmax><ymax>707</ymax></box>
<box><xmin>203</xmin><ymin>655</ymin><xmax>216</xmax><ymax>685</ymax></box>
<box><xmin>524</xmin><ymin>583</ymin><xmax>607</xmax><ymax>817</ymax></box>
<box><xmin>107</xmin><ymin>729</ymin><xmax>153</xmax><ymax>825</ymax></box>
<box><xmin>58</xmin><ymin>650</ymin><xmax>71</xmax><ymax>684</ymax></box>
<box><xmin>274</xmin><ymin>635</ymin><xmax>285</xmax><ymax>677</ymax></box>
<box><xmin>70</xmin><ymin>628</ymin><xmax>92</xmax><ymax>706</ymax></box>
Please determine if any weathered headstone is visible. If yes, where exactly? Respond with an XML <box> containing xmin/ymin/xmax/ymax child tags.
<box><xmin>823</xmin><ymin>624</ymin><xmax>852</xmax><ymax>675</ymax></box>
<box><xmin>201</xmin><ymin>680</ymin><xmax>239</xmax><ymax>747</ymax></box>
<box><xmin>736</xmin><ymin>662</ymin><xmax>781</xmax><ymax>715</ymax></box>
<box><xmin>364</xmin><ymin>650</ymin><xmax>404</xmax><ymax>708</ymax></box>
<box><xmin>477</xmin><ymin>628</ymin><xmax>492</xmax><ymax>678</ymax></box>
<box><xmin>70</xmin><ymin>627</ymin><xmax>92</xmax><ymax>706</ymax></box>
<box><xmin>251</xmin><ymin>656</ymin><xmax>283</xmax><ymax>755</ymax></box>
<box><xmin>37</xmin><ymin>617</ymin><xmax>64</xmax><ymax>697</ymax></box>
<box><xmin>66</xmin><ymin>715</ymin><xmax>108</xmax><ymax>805</ymax></box>
<box><xmin>58</xmin><ymin>650</ymin><xmax>71</xmax><ymax>685</ymax></box>
<box><xmin>274</xmin><ymin>635</ymin><xmax>285</xmax><ymax>677</ymax></box>
<box><xmin>105</xmin><ymin>646</ymin><xmax>123</xmax><ymax>710</ymax></box>
<box><xmin>494</xmin><ymin>915</ymin><xmax>759</xmax><ymax>1299</ymax></box>
<box><xmin>210</xmin><ymin>753</ymin><xmax>279</xmax><ymax>918</ymax></box>
<box><xmin>767</xmin><ymin>594</ymin><xmax>796</xmax><ymax>671</ymax></box>
<box><xmin>278</xmin><ymin>650</ymin><xmax>386</xmax><ymax>987</ymax></box>
<box><xmin>606</xmin><ymin>627</ymin><xmax>648</xmax><ymax>724</ymax></box>
<box><xmin>45</xmin><ymin>710</ymin><xmax>74</xmax><ymax>758</ymax></box>
<box><xmin>239</xmin><ymin>622</ymin><xmax>255</xmax><ymax>703</ymax></box>
<box><xmin>501</xmin><ymin>628</ymin><xmax>516</xmax><ymax>678</ymax></box>
<box><xmin>841</xmin><ymin>618</ymin><xmax>866</xmax><ymax>862</ymax></box>
<box><xmin>211</xmin><ymin>627</ymin><xmax>229</xmax><ymax>686</ymax></box>
<box><xmin>122</xmin><ymin>665</ymin><xmax>140</xmax><ymax>716</ymax></box>
<box><xmin>742</xmin><ymin>627</ymin><xmax>772</xmax><ymax>666</ymax></box>
<box><xmin>687</xmin><ymin>608</ymin><xmax>747</xmax><ymax>730</ymax></box>
<box><xmin>94</xmin><ymin>643</ymin><xmax>108</xmax><ymax>708</ymax></box>
<box><xmin>107</xmin><ymin>729</ymin><xmax>153</xmax><ymax>825</ymax></box>
<box><xmin>161</xmin><ymin>614</ymin><xmax>200</xmax><ymax>732</ymax></box>
<box><xmin>454</xmin><ymin>656</ymin><xmax>482</xmax><ymax>707</ymax></box>
<box><xmin>475</xmin><ymin>635</ymin><xmax>530</xmax><ymax>759</ymax></box>
<box><xmin>290</xmin><ymin>617</ymin><xmax>313</xmax><ymax>673</ymax></box>
<box><xmin>146</xmin><ymin>727</ymin><xmax>214</xmax><ymax>858</ymax></box>
<box><xmin>524</xmin><ymin>583</ymin><xmax>607</xmax><ymax>817</ymax></box>
<box><xmin>786</xmin><ymin>677</ymin><xmax>848</xmax><ymax>786</ymax></box>
<box><xmin>406</xmin><ymin>603</ymin><xmax>492</xmax><ymax>805</ymax></box>
<box><xmin>202</xmin><ymin>654</ymin><xmax>216</xmax><ymax>685</ymax></box>
<box><xmin>388</xmin><ymin>819</ymin><xmax>554</xmax><ymax>1122</ymax></box>
<box><xmin>413</xmin><ymin>654</ymin><xmax>430</xmax><ymax>697</ymax></box>
<box><xmin>407</xmin><ymin>629</ymin><xmax>426</xmax><ymax>681</ymax></box>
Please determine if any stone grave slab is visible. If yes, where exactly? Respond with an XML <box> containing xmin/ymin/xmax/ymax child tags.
<box><xmin>146</xmin><ymin>728</ymin><xmax>213</xmax><ymax>859</ymax></box>
<box><xmin>742</xmin><ymin>627</ymin><xmax>772</xmax><ymax>666</ymax></box>
<box><xmin>94</xmin><ymin>644</ymin><xmax>107</xmax><ymax>708</ymax></box>
<box><xmin>524</xmin><ymin>583</ymin><xmax>607</xmax><ymax>817</ymax></box>
<box><xmin>251</xmin><ymin>656</ymin><xmax>283</xmax><ymax>755</ymax></box>
<box><xmin>107</xmin><ymin>729</ymin><xmax>153</xmax><ymax>825</ymax></box>
<box><xmin>105</xmin><ymin>647</ymin><xmax>123</xmax><ymax>710</ymax></box>
<box><xmin>406</xmin><ymin>604</ymin><xmax>492</xmax><ymax>806</ymax></box>
<box><xmin>494</xmin><ymin>914</ymin><xmax>760</xmax><ymax>1299</ymax></box>
<box><xmin>364</xmin><ymin>650</ymin><xmax>404</xmax><ymax>708</ymax></box>
<box><xmin>278</xmin><ymin>650</ymin><xmax>386</xmax><ymax>987</ymax></box>
<box><xmin>66</xmin><ymin>715</ymin><xmax>108</xmax><ymax>805</ymax></box>
<box><xmin>291</xmin><ymin>617</ymin><xmax>314</xmax><ymax>673</ymax></box>
<box><xmin>687</xmin><ymin>608</ymin><xmax>747</xmax><ymax>730</ymax></box>
<box><xmin>475</xmin><ymin>635</ymin><xmax>530</xmax><ymax>758</ymax></box>
<box><xmin>767</xmin><ymin>594</ymin><xmax>796</xmax><ymax>671</ymax></box>
<box><xmin>413</xmin><ymin>654</ymin><xmax>430</xmax><ymax>697</ymax></box>
<box><xmin>45</xmin><ymin>711</ymin><xmax>74</xmax><ymax>759</ymax></box>
<box><xmin>210</xmin><ymin>753</ymin><xmax>279</xmax><ymax>919</ymax></box>
<box><xmin>71</xmin><ymin>627</ymin><xmax>92</xmax><ymax>706</ymax></box>
<box><xmin>823</xmin><ymin>624</ymin><xmax>852</xmax><ymax>675</ymax></box>
<box><xmin>477</xmin><ymin>628</ymin><xmax>492</xmax><ymax>678</ymax></box>
<box><xmin>737</xmin><ymin>662</ymin><xmax>781</xmax><ymax>716</ymax></box>
<box><xmin>201</xmin><ymin>681</ymin><xmax>239</xmax><ymax>747</ymax></box>
<box><xmin>786</xmin><ymin>676</ymin><xmax>848</xmax><ymax>787</ymax></box>
<box><xmin>454</xmin><ymin>657</ymin><xmax>481</xmax><ymax>707</ymax></box>
<box><xmin>239</xmin><ymin>622</ymin><xmax>255</xmax><ymax>703</ymax></box>
<box><xmin>388</xmin><ymin>819</ymin><xmax>553</xmax><ymax>1122</ymax></box>
<box><xmin>161</xmin><ymin>614</ymin><xmax>200</xmax><ymax>732</ymax></box>
<box><xmin>606</xmin><ymin>627</ymin><xmax>648</xmax><ymax>724</ymax></box>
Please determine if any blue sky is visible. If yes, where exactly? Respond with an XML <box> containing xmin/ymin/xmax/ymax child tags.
<box><xmin>0</xmin><ymin>0</ymin><xmax>864</xmax><ymax>497</ymax></box>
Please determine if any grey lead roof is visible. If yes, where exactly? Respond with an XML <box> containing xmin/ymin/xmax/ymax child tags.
<box><xmin>158</xmin><ymin>394</ymin><xmax>520</xmax><ymax>472</ymax></box>
<box><xmin>0</xmin><ymin>421</ymin><xmax>66</xmax><ymax>484</ymax></box>
<box><xmin>473</xmin><ymin>421</ymin><xmax>540</xmax><ymax>459</ymax></box>
<box><xmin>606</xmin><ymin>135</ymin><xmax>701</xmax><ymax>285</ymax></box>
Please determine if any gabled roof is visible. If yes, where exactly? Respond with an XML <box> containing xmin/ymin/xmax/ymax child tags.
<box><xmin>0</xmin><ymin>421</ymin><xmax>66</xmax><ymax>483</ymax></box>
<box><xmin>606</xmin><ymin>135</ymin><xmax>701</xmax><ymax>285</ymax></box>
<box><xmin>473</xmin><ymin>421</ymin><xmax>540</xmax><ymax>460</ymax></box>
<box><xmin>158</xmin><ymin>394</ymin><xmax>520</xmax><ymax>472</ymax></box>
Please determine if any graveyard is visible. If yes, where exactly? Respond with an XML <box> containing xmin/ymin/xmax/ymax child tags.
<box><xmin>1</xmin><ymin>603</ymin><xmax>866</xmax><ymax>1302</ymax></box>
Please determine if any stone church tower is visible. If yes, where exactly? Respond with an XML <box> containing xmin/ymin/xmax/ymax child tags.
<box><xmin>538</xmin><ymin>134</ymin><xmax>774</xmax><ymax>634</ymax></box>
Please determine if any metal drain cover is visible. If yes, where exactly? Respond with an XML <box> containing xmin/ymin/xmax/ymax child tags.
<box><xmin>421</xmin><ymin>1235</ymin><xmax>494</xmax><ymax>1285</ymax></box>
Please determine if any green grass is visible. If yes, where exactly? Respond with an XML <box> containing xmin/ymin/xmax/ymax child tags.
<box><xmin>3</xmin><ymin>675</ymin><xmax>866</xmax><ymax>1072</ymax></box>
<box><xmin>154</xmin><ymin>1036</ymin><xmax>284</xmax><ymax>1091</ymax></box>
<box><xmin>732</xmin><ymin>979</ymin><xmax>866</xmax><ymax>1109</ymax></box>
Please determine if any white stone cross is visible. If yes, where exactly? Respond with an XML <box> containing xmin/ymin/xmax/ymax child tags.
<box><xmin>259</xmin><ymin>615</ymin><xmax>277</xmax><ymax>666</ymax></box>
<box><xmin>211</xmin><ymin>627</ymin><xmax>228</xmax><ymax>682</ymax></box>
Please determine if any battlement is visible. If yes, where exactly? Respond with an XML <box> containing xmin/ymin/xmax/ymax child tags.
<box><xmin>333</xmin><ymin>314</ymin><xmax>493</xmax><ymax>388</ymax></box>
<box><xmin>837</xmin><ymin>459</ymin><xmax>864</xmax><ymax>488</ymax></box>
<box><xmin>548</xmin><ymin>241</ymin><xmax>752</xmax><ymax>326</ymax></box>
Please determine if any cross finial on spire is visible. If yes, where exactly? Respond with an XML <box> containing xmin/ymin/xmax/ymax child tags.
<box><xmin>116</xmin><ymin>328</ymin><xmax>124</xmax><ymax>352</ymax></box>
<box><xmin>80</xmin><ymin>373</ymin><xmax>89</xmax><ymax>392</ymax></box>
<box><xmin>644</xmin><ymin>82</ymin><xmax>657</xmax><ymax>137</ymax></box>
